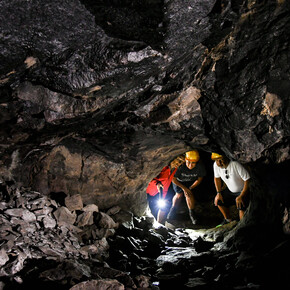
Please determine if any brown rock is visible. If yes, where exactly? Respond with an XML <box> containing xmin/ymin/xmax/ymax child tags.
<box><xmin>98</xmin><ymin>212</ymin><xmax>119</xmax><ymax>229</ymax></box>
<box><xmin>53</xmin><ymin>207</ymin><xmax>77</xmax><ymax>225</ymax></box>
<box><xmin>65</xmin><ymin>194</ymin><xmax>83</xmax><ymax>211</ymax></box>
<box><xmin>76</xmin><ymin>211</ymin><xmax>94</xmax><ymax>227</ymax></box>
<box><xmin>83</xmin><ymin>204</ymin><xmax>99</xmax><ymax>212</ymax></box>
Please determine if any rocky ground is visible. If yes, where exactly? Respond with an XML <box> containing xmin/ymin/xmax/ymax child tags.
<box><xmin>1</xmin><ymin>181</ymin><xmax>289</xmax><ymax>290</ymax></box>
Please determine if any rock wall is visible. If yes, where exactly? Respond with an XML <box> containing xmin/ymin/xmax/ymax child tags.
<box><xmin>0</xmin><ymin>1</ymin><xmax>289</xmax><ymax>229</ymax></box>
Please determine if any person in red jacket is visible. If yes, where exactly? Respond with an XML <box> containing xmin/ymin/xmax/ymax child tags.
<box><xmin>146</xmin><ymin>155</ymin><xmax>185</xmax><ymax>224</ymax></box>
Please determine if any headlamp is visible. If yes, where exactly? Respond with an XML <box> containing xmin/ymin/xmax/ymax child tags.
<box><xmin>157</xmin><ymin>198</ymin><xmax>166</xmax><ymax>209</ymax></box>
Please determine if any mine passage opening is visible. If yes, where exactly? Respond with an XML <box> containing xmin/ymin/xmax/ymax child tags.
<box><xmin>145</xmin><ymin>149</ymin><xmax>244</xmax><ymax>230</ymax></box>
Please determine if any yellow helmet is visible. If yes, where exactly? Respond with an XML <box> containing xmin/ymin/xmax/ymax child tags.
<box><xmin>185</xmin><ymin>150</ymin><xmax>200</xmax><ymax>162</ymax></box>
<box><xmin>211</xmin><ymin>152</ymin><xmax>223</xmax><ymax>160</ymax></box>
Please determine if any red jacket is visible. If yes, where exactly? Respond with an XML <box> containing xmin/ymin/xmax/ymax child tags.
<box><xmin>146</xmin><ymin>166</ymin><xmax>177</xmax><ymax>198</ymax></box>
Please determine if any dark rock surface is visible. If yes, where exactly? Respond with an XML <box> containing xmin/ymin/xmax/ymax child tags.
<box><xmin>0</xmin><ymin>0</ymin><xmax>289</xmax><ymax>214</ymax></box>
<box><xmin>0</xmin><ymin>0</ymin><xmax>290</xmax><ymax>288</ymax></box>
<box><xmin>0</xmin><ymin>182</ymin><xmax>289</xmax><ymax>289</ymax></box>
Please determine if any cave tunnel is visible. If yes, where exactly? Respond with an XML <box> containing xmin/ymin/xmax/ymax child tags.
<box><xmin>144</xmin><ymin>149</ymin><xmax>221</xmax><ymax>229</ymax></box>
<box><xmin>0</xmin><ymin>0</ymin><xmax>290</xmax><ymax>289</ymax></box>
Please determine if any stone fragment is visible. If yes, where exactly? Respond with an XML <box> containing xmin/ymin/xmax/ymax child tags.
<box><xmin>50</xmin><ymin>199</ymin><xmax>58</xmax><ymax>208</ymax></box>
<box><xmin>282</xmin><ymin>207</ymin><xmax>290</xmax><ymax>234</ymax></box>
<box><xmin>93</xmin><ymin>228</ymin><xmax>115</xmax><ymax>239</ymax></box>
<box><xmin>70</xmin><ymin>279</ymin><xmax>125</xmax><ymax>290</ymax></box>
<box><xmin>65</xmin><ymin>194</ymin><xmax>83</xmax><ymax>211</ymax></box>
<box><xmin>63</xmin><ymin>242</ymin><xmax>80</xmax><ymax>255</ymax></box>
<box><xmin>53</xmin><ymin>207</ymin><xmax>77</xmax><ymax>225</ymax></box>
<box><xmin>43</xmin><ymin>216</ymin><xmax>56</xmax><ymax>228</ymax></box>
<box><xmin>134</xmin><ymin>275</ymin><xmax>150</xmax><ymax>288</ymax></box>
<box><xmin>93</xmin><ymin>267</ymin><xmax>136</xmax><ymax>288</ymax></box>
<box><xmin>0</xmin><ymin>249</ymin><xmax>9</xmax><ymax>266</ymax></box>
<box><xmin>40</xmin><ymin>246</ymin><xmax>63</xmax><ymax>257</ymax></box>
<box><xmin>80</xmin><ymin>244</ymin><xmax>100</xmax><ymax>256</ymax></box>
<box><xmin>156</xmin><ymin>247</ymin><xmax>203</xmax><ymax>267</ymax></box>
<box><xmin>0</xmin><ymin>281</ymin><xmax>5</xmax><ymax>289</ymax></box>
<box><xmin>0</xmin><ymin>223</ymin><xmax>12</xmax><ymax>232</ymax></box>
<box><xmin>106</xmin><ymin>206</ymin><xmax>121</xmax><ymax>216</ymax></box>
<box><xmin>193</xmin><ymin>236</ymin><xmax>215</xmax><ymax>253</ymax></box>
<box><xmin>58</xmin><ymin>221</ymin><xmax>82</xmax><ymax>233</ymax></box>
<box><xmin>0</xmin><ymin>202</ymin><xmax>8</xmax><ymax>210</ymax></box>
<box><xmin>33</xmin><ymin>207</ymin><xmax>53</xmax><ymax>216</ymax></box>
<box><xmin>28</xmin><ymin>197</ymin><xmax>50</xmax><ymax>210</ymax></box>
<box><xmin>83</xmin><ymin>204</ymin><xmax>99</xmax><ymax>212</ymax></box>
<box><xmin>80</xmin><ymin>238</ymin><xmax>109</xmax><ymax>256</ymax></box>
<box><xmin>18</xmin><ymin>222</ymin><xmax>37</xmax><ymax>234</ymax></box>
<box><xmin>185</xmin><ymin>277</ymin><xmax>207</xmax><ymax>288</ymax></box>
<box><xmin>2</xmin><ymin>232</ymin><xmax>19</xmax><ymax>241</ymax></box>
<box><xmin>5</xmin><ymin>209</ymin><xmax>36</xmax><ymax>222</ymax></box>
<box><xmin>95</xmin><ymin>237</ymin><xmax>110</xmax><ymax>252</ymax></box>
<box><xmin>10</xmin><ymin>250</ymin><xmax>27</xmax><ymax>275</ymax></box>
<box><xmin>99</xmin><ymin>212</ymin><xmax>119</xmax><ymax>229</ymax></box>
<box><xmin>1</xmin><ymin>240</ymin><xmax>14</xmax><ymax>252</ymax></box>
<box><xmin>76</xmin><ymin>211</ymin><xmax>94</xmax><ymax>227</ymax></box>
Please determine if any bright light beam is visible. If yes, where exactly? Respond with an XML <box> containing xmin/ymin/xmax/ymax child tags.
<box><xmin>157</xmin><ymin>199</ymin><xmax>166</xmax><ymax>209</ymax></box>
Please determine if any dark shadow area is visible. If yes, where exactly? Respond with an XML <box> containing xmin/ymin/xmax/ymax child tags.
<box><xmin>79</xmin><ymin>0</ymin><xmax>165</xmax><ymax>50</ymax></box>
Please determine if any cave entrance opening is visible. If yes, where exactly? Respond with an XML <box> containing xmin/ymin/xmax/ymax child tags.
<box><xmin>145</xmin><ymin>150</ymin><xmax>238</xmax><ymax>231</ymax></box>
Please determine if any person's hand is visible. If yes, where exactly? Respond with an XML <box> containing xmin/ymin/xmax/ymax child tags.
<box><xmin>157</xmin><ymin>183</ymin><xmax>164</xmax><ymax>193</ymax></box>
<box><xmin>236</xmin><ymin>195</ymin><xmax>244</xmax><ymax>210</ymax></box>
<box><xmin>183</xmin><ymin>188</ymin><xmax>192</xmax><ymax>197</ymax></box>
<box><xmin>214</xmin><ymin>193</ymin><xmax>223</xmax><ymax>206</ymax></box>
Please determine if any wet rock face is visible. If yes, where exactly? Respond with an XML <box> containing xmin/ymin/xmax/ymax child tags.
<box><xmin>0</xmin><ymin>1</ymin><xmax>289</xmax><ymax>223</ymax></box>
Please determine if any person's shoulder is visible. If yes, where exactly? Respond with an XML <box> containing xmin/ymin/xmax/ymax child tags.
<box><xmin>231</xmin><ymin>160</ymin><xmax>243</xmax><ymax>166</ymax></box>
<box><xmin>230</xmin><ymin>160</ymin><xmax>247</xmax><ymax>169</ymax></box>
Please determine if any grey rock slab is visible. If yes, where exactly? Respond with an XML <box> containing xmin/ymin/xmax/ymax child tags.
<box><xmin>5</xmin><ymin>209</ymin><xmax>36</xmax><ymax>222</ymax></box>
<box><xmin>156</xmin><ymin>247</ymin><xmax>205</xmax><ymax>267</ymax></box>
<box><xmin>70</xmin><ymin>279</ymin><xmax>125</xmax><ymax>290</ymax></box>
<box><xmin>0</xmin><ymin>249</ymin><xmax>9</xmax><ymax>266</ymax></box>
<box><xmin>43</xmin><ymin>216</ymin><xmax>57</xmax><ymax>228</ymax></box>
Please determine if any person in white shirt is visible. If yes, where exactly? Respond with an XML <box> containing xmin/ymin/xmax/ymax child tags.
<box><xmin>211</xmin><ymin>152</ymin><xmax>251</xmax><ymax>227</ymax></box>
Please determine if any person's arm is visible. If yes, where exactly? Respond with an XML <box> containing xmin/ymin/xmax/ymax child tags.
<box><xmin>189</xmin><ymin>177</ymin><xmax>203</xmax><ymax>190</ymax></box>
<box><xmin>214</xmin><ymin>177</ymin><xmax>224</xmax><ymax>206</ymax></box>
<box><xmin>236</xmin><ymin>179</ymin><xmax>250</xmax><ymax>209</ymax></box>
<box><xmin>172</xmin><ymin>177</ymin><xmax>192</xmax><ymax>196</ymax></box>
<box><xmin>156</xmin><ymin>182</ymin><xmax>164</xmax><ymax>193</ymax></box>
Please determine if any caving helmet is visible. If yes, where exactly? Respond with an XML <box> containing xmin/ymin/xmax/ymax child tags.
<box><xmin>211</xmin><ymin>152</ymin><xmax>223</xmax><ymax>160</ymax></box>
<box><xmin>185</xmin><ymin>150</ymin><xmax>200</xmax><ymax>162</ymax></box>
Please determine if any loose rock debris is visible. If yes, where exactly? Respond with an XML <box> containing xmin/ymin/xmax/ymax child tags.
<box><xmin>0</xmin><ymin>181</ymin><xmax>286</xmax><ymax>289</ymax></box>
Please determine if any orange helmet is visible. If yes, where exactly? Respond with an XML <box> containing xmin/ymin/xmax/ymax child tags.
<box><xmin>211</xmin><ymin>152</ymin><xmax>223</xmax><ymax>160</ymax></box>
<box><xmin>185</xmin><ymin>150</ymin><xmax>200</xmax><ymax>162</ymax></box>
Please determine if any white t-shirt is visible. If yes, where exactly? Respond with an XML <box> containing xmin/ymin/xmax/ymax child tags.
<box><xmin>213</xmin><ymin>161</ymin><xmax>250</xmax><ymax>193</ymax></box>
